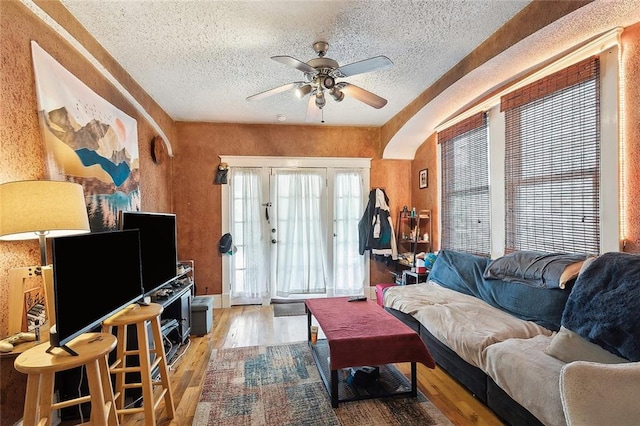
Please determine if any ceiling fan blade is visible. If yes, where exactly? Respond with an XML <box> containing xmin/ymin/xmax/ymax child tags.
<box><xmin>246</xmin><ymin>82</ymin><xmax>301</xmax><ymax>101</ymax></box>
<box><xmin>335</xmin><ymin>55</ymin><xmax>393</xmax><ymax>78</ymax></box>
<box><xmin>271</xmin><ymin>56</ymin><xmax>317</xmax><ymax>74</ymax></box>
<box><xmin>305</xmin><ymin>94</ymin><xmax>321</xmax><ymax>123</ymax></box>
<box><xmin>340</xmin><ymin>83</ymin><xmax>388</xmax><ymax>109</ymax></box>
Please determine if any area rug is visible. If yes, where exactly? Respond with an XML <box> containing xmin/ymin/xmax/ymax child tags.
<box><xmin>194</xmin><ymin>341</ymin><xmax>452</xmax><ymax>425</ymax></box>
<box><xmin>272</xmin><ymin>302</ymin><xmax>307</xmax><ymax>317</ymax></box>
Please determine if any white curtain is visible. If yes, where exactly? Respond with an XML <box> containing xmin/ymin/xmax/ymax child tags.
<box><xmin>230</xmin><ymin>168</ymin><xmax>268</xmax><ymax>299</ymax></box>
<box><xmin>275</xmin><ymin>170</ymin><xmax>327</xmax><ymax>296</ymax></box>
<box><xmin>333</xmin><ymin>170</ymin><xmax>365</xmax><ymax>295</ymax></box>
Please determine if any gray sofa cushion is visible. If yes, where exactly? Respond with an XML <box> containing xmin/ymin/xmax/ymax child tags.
<box><xmin>483</xmin><ymin>251</ymin><xmax>586</xmax><ymax>289</ymax></box>
<box><xmin>483</xmin><ymin>335</ymin><xmax>566</xmax><ymax>426</ymax></box>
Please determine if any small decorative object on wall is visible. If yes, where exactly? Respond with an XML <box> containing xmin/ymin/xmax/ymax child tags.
<box><xmin>214</xmin><ymin>162</ymin><xmax>229</xmax><ymax>184</ymax></box>
<box><xmin>31</xmin><ymin>41</ymin><xmax>140</xmax><ymax>232</ymax></box>
<box><xmin>151</xmin><ymin>136</ymin><xmax>167</xmax><ymax>165</ymax></box>
<box><xmin>419</xmin><ymin>169</ymin><xmax>428</xmax><ymax>189</ymax></box>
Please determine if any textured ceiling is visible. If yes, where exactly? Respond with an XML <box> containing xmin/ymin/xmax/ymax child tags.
<box><xmin>59</xmin><ymin>0</ymin><xmax>530</xmax><ymax>126</ymax></box>
<box><xmin>57</xmin><ymin>0</ymin><xmax>640</xmax><ymax>158</ymax></box>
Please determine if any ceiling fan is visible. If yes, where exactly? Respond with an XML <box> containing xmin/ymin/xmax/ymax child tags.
<box><xmin>246</xmin><ymin>41</ymin><xmax>393</xmax><ymax>122</ymax></box>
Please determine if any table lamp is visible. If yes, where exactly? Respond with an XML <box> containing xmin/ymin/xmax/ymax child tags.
<box><xmin>0</xmin><ymin>180</ymin><xmax>91</xmax><ymax>334</ymax></box>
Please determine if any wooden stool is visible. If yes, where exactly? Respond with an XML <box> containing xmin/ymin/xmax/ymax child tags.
<box><xmin>101</xmin><ymin>303</ymin><xmax>175</xmax><ymax>425</ymax></box>
<box><xmin>14</xmin><ymin>332</ymin><xmax>118</xmax><ymax>426</ymax></box>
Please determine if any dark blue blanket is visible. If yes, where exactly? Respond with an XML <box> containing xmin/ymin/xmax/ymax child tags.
<box><xmin>429</xmin><ymin>250</ymin><xmax>570</xmax><ymax>331</ymax></box>
<box><xmin>563</xmin><ymin>252</ymin><xmax>640</xmax><ymax>361</ymax></box>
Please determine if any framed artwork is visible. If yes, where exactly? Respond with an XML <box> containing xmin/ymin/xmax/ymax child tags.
<box><xmin>31</xmin><ymin>41</ymin><xmax>140</xmax><ymax>232</ymax></box>
<box><xmin>419</xmin><ymin>169</ymin><xmax>428</xmax><ymax>189</ymax></box>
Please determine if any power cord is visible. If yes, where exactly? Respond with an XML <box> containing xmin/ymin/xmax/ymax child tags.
<box><xmin>169</xmin><ymin>337</ymin><xmax>191</xmax><ymax>370</ymax></box>
<box><xmin>75</xmin><ymin>365</ymin><xmax>86</xmax><ymax>423</ymax></box>
<box><xmin>162</xmin><ymin>332</ymin><xmax>174</xmax><ymax>362</ymax></box>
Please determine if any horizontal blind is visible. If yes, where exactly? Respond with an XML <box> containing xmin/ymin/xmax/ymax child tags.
<box><xmin>501</xmin><ymin>56</ymin><xmax>599</xmax><ymax>111</ymax></box>
<box><xmin>438</xmin><ymin>112</ymin><xmax>486</xmax><ymax>144</ymax></box>
<box><xmin>439</xmin><ymin>113</ymin><xmax>490</xmax><ymax>256</ymax></box>
<box><xmin>503</xmin><ymin>57</ymin><xmax>600</xmax><ymax>255</ymax></box>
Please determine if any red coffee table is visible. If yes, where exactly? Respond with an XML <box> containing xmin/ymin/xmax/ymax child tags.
<box><xmin>305</xmin><ymin>297</ymin><xmax>435</xmax><ymax>407</ymax></box>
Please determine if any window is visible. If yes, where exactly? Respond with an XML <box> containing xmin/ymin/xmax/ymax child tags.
<box><xmin>502</xmin><ymin>56</ymin><xmax>600</xmax><ymax>255</ymax></box>
<box><xmin>439</xmin><ymin>112</ymin><xmax>490</xmax><ymax>255</ymax></box>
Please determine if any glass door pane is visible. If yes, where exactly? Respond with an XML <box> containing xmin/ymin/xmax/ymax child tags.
<box><xmin>333</xmin><ymin>170</ymin><xmax>365</xmax><ymax>295</ymax></box>
<box><xmin>270</xmin><ymin>168</ymin><xmax>328</xmax><ymax>298</ymax></box>
<box><xmin>229</xmin><ymin>168</ymin><xmax>269</xmax><ymax>305</ymax></box>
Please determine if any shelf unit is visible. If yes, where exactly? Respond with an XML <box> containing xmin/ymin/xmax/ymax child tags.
<box><xmin>393</xmin><ymin>209</ymin><xmax>432</xmax><ymax>284</ymax></box>
<box><xmin>151</xmin><ymin>261</ymin><xmax>195</xmax><ymax>362</ymax></box>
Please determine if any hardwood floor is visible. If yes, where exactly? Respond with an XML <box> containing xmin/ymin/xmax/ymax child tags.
<box><xmin>115</xmin><ymin>304</ymin><xmax>504</xmax><ymax>426</ymax></box>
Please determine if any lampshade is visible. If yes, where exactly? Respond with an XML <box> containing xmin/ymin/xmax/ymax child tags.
<box><xmin>0</xmin><ymin>180</ymin><xmax>90</xmax><ymax>241</ymax></box>
<box><xmin>1</xmin><ymin>180</ymin><xmax>90</xmax><ymax>334</ymax></box>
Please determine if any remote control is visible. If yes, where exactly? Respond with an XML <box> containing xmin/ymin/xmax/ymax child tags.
<box><xmin>348</xmin><ymin>296</ymin><xmax>367</xmax><ymax>302</ymax></box>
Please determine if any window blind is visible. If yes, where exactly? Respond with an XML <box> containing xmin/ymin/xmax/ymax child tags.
<box><xmin>502</xmin><ymin>56</ymin><xmax>600</xmax><ymax>255</ymax></box>
<box><xmin>439</xmin><ymin>112</ymin><xmax>490</xmax><ymax>255</ymax></box>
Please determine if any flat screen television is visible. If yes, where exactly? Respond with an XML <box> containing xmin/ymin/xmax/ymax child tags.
<box><xmin>50</xmin><ymin>229</ymin><xmax>144</xmax><ymax>354</ymax></box>
<box><xmin>118</xmin><ymin>211</ymin><xmax>178</xmax><ymax>297</ymax></box>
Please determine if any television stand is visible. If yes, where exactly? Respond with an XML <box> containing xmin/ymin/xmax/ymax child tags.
<box><xmin>152</xmin><ymin>280</ymin><xmax>193</xmax><ymax>344</ymax></box>
<box><xmin>46</xmin><ymin>344</ymin><xmax>78</xmax><ymax>357</ymax></box>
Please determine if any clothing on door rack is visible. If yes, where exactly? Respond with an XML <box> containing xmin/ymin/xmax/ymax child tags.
<box><xmin>358</xmin><ymin>188</ymin><xmax>398</xmax><ymax>260</ymax></box>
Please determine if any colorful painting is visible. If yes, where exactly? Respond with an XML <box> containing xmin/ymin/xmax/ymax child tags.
<box><xmin>31</xmin><ymin>41</ymin><xmax>140</xmax><ymax>232</ymax></box>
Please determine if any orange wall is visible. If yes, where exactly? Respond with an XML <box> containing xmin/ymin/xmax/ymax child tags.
<box><xmin>173</xmin><ymin>122</ymin><xmax>409</xmax><ymax>295</ymax></box>
<box><xmin>622</xmin><ymin>22</ymin><xmax>640</xmax><ymax>253</ymax></box>
<box><xmin>411</xmin><ymin>134</ymin><xmax>439</xmax><ymax>251</ymax></box>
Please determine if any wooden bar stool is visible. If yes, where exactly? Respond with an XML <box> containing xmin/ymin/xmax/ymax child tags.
<box><xmin>101</xmin><ymin>303</ymin><xmax>175</xmax><ymax>425</ymax></box>
<box><xmin>14</xmin><ymin>332</ymin><xmax>118</xmax><ymax>426</ymax></box>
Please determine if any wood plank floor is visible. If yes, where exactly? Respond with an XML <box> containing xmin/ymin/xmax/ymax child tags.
<box><xmin>112</xmin><ymin>305</ymin><xmax>504</xmax><ymax>425</ymax></box>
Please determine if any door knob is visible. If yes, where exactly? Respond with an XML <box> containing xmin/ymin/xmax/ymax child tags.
<box><xmin>271</xmin><ymin>239</ymin><xmax>277</xmax><ymax>244</ymax></box>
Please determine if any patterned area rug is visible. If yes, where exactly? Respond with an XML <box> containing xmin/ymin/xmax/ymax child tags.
<box><xmin>194</xmin><ymin>341</ymin><xmax>452</xmax><ymax>425</ymax></box>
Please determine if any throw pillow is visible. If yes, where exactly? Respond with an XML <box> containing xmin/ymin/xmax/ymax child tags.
<box><xmin>545</xmin><ymin>326</ymin><xmax>629</xmax><ymax>364</ymax></box>
<box><xmin>483</xmin><ymin>251</ymin><xmax>587</xmax><ymax>289</ymax></box>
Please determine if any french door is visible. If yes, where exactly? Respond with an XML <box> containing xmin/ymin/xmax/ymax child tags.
<box><xmin>269</xmin><ymin>168</ymin><xmax>328</xmax><ymax>298</ymax></box>
<box><xmin>220</xmin><ymin>157</ymin><xmax>370</xmax><ymax>307</ymax></box>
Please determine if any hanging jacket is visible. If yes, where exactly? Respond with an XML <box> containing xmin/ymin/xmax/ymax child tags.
<box><xmin>358</xmin><ymin>188</ymin><xmax>398</xmax><ymax>260</ymax></box>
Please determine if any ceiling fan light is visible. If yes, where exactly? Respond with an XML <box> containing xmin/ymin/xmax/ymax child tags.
<box><xmin>330</xmin><ymin>88</ymin><xmax>344</xmax><ymax>102</ymax></box>
<box><xmin>322</xmin><ymin>75</ymin><xmax>335</xmax><ymax>90</ymax></box>
<box><xmin>296</xmin><ymin>84</ymin><xmax>312</xmax><ymax>98</ymax></box>
<box><xmin>315</xmin><ymin>92</ymin><xmax>326</xmax><ymax>108</ymax></box>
